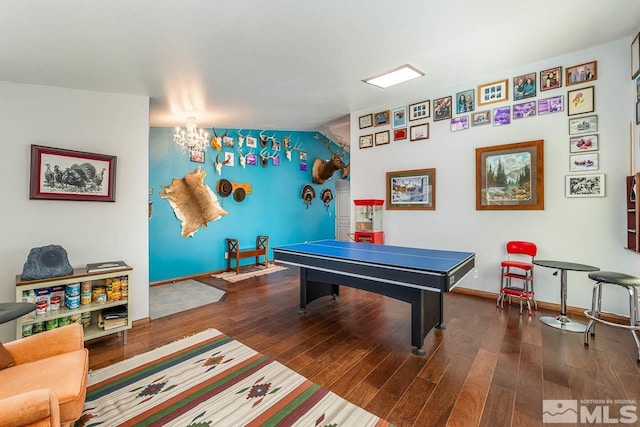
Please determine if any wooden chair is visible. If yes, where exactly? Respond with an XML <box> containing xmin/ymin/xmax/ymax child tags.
<box><xmin>497</xmin><ymin>241</ymin><xmax>537</xmax><ymax>316</ymax></box>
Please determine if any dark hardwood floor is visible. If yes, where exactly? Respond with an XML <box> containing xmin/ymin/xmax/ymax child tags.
<box><xmin>86</xmin><ymin>267</ymin><xmax>640</xmax><ymax>426</ymax></box>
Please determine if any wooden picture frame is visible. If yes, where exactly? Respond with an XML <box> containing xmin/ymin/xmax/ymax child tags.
<box><xmin>375</xmin><ymin>130</ymin><xmax>390</xmax><ymax>146</ymax></box>
<box><xmin>392</xmin><ymin>107</ymin><xmax>407</xmax><ymax>129</ymax></box>
<box><xmin>570</xmin><ymin>153</ymin><xmax>599</xmax><ymax>172</ymax></box>
<box><xmin>512</xmin><ymin>101</ymin><xmax>536</xmax><ymax>119</ymax></box>
<box><xmin>433</xmin><ymin>96</ymin><xmax>452</xmax><ymax>121</ymax></box>
<box><xmin>30</xmin><ymin>144</ymin><xmax>117</xmax><ymax>202</ymax></box>
<box><xmin>569</xmin><ymin>115</ymin><xmax>598</xmax><ymax>135</ymax></box>
<box><xmin>513</xmin><ymin>72</ymin><xmax>536</xmax><ymax>101</ymax></box>
<box><xmin>475</xmin><ymin>140</ymin><xmax>544</xmax><ymax>210</ymax></box>
<box><xmin>359</xmin><ymin>134</ymin><xmax>373</xmax><ymax>149</ymax></box>
<box><xmin>359</xmin><ymin>113</ymin><xmax>373</xmax><ymax>129</ymax></box>
<box><xmin>567</xmin><ymin>86</ymin><xmax>595</xmax><ymax>116</ymax></box>
<box><xmin>538</xmin><ymin>95</ymin><xmax>564</xmax><ymax>115</ymax></box>
<box><xmin>565</xmin><ymin>173</ymin><xmax>605</xmax><ymax>198</ymax></box>
<box><xmin>450</xmin><ymin>116</ymin><xmax>469</xmax><ymax>132</ymax></box>
<box><xmin>189</xmin><ymin>149</ymin><xmax>205</xmax><ymax>163</ymax></box>
<box><xmin>394</xmin><ymin>128</ymin><xmax>407</xmax><ymax>141</ymax></box>
<box><xmin>566</xmin><ymin>60</ymin><xmax>597</xmax><ymax>86</ymax></box>
<box><xmin>569</xmin><ymin>134</ymin><xmax>598</xmax><ymax>153</ymax></box>
<box><xmin>471</xmin><ymin>110</ymin><xmax>491</xmax><ymax>126</ymax></box>
<box><xmin>374</xmin><ymin>110</ymin><xmax>390</xmax><ymax>127</ymax></box>
<box><xmin>632</xmin><ymin>33</ymin><xmax>640</xmax><ymax>79</ymax></box>
<box><xmin>408</xmin><ymin>100</ymin><xmax>430</xmax><ymax>121</ymax></box>
<box><xmin>540</xmin><ymin>66</ymin><xmax>562</xmax><ymax>91</ymax></box>
<box><xmin>478</xmin><ymin>79</ymin><xmax>508</xmax><ymax>106</ymax></box>
<box><xmin>386</xmin><ymin>168</ymin><xmax>436</xmax><ymax>210</ymax></box>
<box><xmin>410</xmin><ymin>123</ymin><xmax>429</xmax><ymax>141</ymax></box>
<box><xmin>455</xmin><ymin>89</ymin><xmax>475</xmax><ymax>114</ymax></box>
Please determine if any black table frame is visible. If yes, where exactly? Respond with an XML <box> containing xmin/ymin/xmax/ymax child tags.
<box><xmin>274</xmin><ymin>248</ymin><xmax>475</xmax><ymax>355</ymax></box>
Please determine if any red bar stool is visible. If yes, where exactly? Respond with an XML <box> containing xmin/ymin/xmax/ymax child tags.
<box><xmin>497</xmin><ymin>241</ymin><xmax>537</xmax><ymax>316</ymax></box>
<box><xmin>584</xmin><ymin>271</ymin><xmax>640</xmax><ymax>363</ymax></box>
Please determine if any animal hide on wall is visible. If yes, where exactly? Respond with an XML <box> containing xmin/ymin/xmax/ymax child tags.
<box><xmin>160</xmin><ymin>167</ymin><xmax>227</xmax><ymax>237</ymax></box>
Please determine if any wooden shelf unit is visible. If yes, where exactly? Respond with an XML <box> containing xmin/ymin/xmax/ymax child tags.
<box><xmin>15</xmin><ymin>266</ymin><xmax>132</xmax><ymax>342</ymax></box>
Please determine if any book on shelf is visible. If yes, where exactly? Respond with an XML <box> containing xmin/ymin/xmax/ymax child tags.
<box><xmin>98</xmin><ymin>311</ymin><xmax>128</xmax><ymax>330</ymax></box>
<box><xmin>86</xmin><ymin>261</ymin><xmax>128</xmax><ymax>274</ymax></box>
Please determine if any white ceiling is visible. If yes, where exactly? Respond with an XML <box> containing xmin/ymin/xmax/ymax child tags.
<box><xmin>1</xmin><ymin>0</ymin><xmax>639</xmax><ymax>141</ymax></box>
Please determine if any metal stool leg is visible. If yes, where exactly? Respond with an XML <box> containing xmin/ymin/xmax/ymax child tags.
<box><xmin>584</xmin><ymin>282</ymin><xmax>601</xmax><ymax>346</ymax></box>
<box><xmin>629</xmin><ymin>286</ymin><xmax>640</xmax><ymax>363</ymax></box>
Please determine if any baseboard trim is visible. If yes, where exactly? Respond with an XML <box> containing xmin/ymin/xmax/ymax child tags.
<box><xmin>451</xmin><ymin>287</ymin><xmax>630</xmax><ymax>324</ymax></box>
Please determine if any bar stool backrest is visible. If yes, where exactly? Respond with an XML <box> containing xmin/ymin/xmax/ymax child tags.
<box><xmin>506</xmin><ymin>241</ymin><xmax>537</xmax><ymax>260</ymax></box>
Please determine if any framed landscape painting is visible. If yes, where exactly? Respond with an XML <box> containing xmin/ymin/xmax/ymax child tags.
<box><xmin>475</xmin><ymin>140</ymin><xmax>544</xmax><ymax>210</ymax></box>
<box><xmin>386</xmin><ymin>168</ymin><xmax>436</xmax><ymax>210</ymax></box>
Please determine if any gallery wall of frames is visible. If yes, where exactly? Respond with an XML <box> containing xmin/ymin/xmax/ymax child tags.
<box><xmin>357</xmin><ymin>60</ymin><xmax>603</xmax><ymax>199</ymax></box>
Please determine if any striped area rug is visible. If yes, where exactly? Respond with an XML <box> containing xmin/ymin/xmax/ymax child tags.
<box><xmin>77</xmin><ymin>329</ymin><xmax>392</xmax><ymax>427</ymax></box>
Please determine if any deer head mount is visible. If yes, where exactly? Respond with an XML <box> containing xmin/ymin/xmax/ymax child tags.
<box><xmin>210</xmin><ymin>128</ymin><xmax>227</xmax><ymax>151</ymax></box>
<box><xmin>259</xmin><ymin>147</ymin><xmax>278</xmax><ymax>167</ymax></box>
<box><xmin>311</xmin><ymin>133</ymin><xmax>349</xmax><ymax>184</ymax></box>
<box><xmin>285</xmin><ymin>138</ymin><xmax>303</xmax><ymax>162</ymax></box>
<box><xmin>237</xmin><ymin>129</ymin><xmax>248</xmax><ymax>148</ymax></box>
<box><xmin>214</xmin><ymin>152</ymin><xmax>231</xmax><ymax>175</ymax></box>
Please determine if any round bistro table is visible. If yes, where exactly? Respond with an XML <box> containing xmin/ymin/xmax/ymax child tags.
<box><xmin>533</xmin><ymin>260</ymin><xmax>599</xmax><ymax>333</ymax></box>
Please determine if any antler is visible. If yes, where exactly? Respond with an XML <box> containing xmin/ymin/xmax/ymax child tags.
<box><xmin>284</xmin><ymin>138</ymin><xmax>303</xmax><ymax>162</ymax></box>
<box><xmin>314</xmin><ymin>133</ymin><xmax>344</xmax><ymax>156</ymax></box>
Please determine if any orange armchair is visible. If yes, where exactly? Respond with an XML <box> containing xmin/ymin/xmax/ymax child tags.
<box><xmin>0</xmin><ymin>324</ymin><xmax>88</xmax><ymax>427</ymax></box>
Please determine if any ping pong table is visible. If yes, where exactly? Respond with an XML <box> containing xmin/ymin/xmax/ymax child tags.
<box><xmin>272</xmin><ymin>239</ymin><xmax>475</xmax><ymax>355</ymax></box>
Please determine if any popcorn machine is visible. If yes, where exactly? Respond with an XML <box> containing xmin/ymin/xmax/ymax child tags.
<box><xmin>353</xmin><ymin>199</ymin><xmax>384</xmax><ymax>244</ymax></box>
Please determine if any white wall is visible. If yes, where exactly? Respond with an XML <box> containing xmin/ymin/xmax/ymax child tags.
<box><xmin>350</xmin><ymin>38</ymin><xmax>640</xmax><ymax>315</ymax></box>
<box><xmin>0</xmin><ymin>82</ymin><xmax>149</xmax><ymax>342</ymax></box>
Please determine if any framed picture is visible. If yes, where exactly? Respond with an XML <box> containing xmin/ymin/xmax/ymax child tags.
<box><xmin>29</xmin><ymin>144</ymin><xmax>117</xmax><ymax>202</ymax></box>
<box><xmin>189</xmin><ymin>149</ymin><xmax>205</xmax><ymax>163</ymax></box>
<box><xmin>569</xmin><ymin>115</ymin><xmax>597</xmax><ymax>135</ymax></box>
<box><xmin>513</xmin><ymin>72</ymin><xmax>536</xmax><ymax>100</ymax></box>
<box><xmin>538</xmin><ymin>95</ymin><xmax>564</xmax><ymax>115</ymax></box>
<box><xmin>408</xmin><ymin>100</ymin><xmax>430</xmax><ymax>121</ymax></box>
<box><xmin>632</xmin><ymin>33</ymin><xmax>640</xmax><ymax>79</ymax></box>
<box><xmin>540</xmin><ymin>66</ymin><xmax>562</xmax><ymax>91</ymax></box>
<box><xmin>475</xmin><ymin>140</ymin><xmax>544</xmax><ymax>210</ymax></box>
<box><xmin>392</xmin><ymin>107</ymin><xmax>407</xmax><ymax>128</ymax></box>
<box><xmin>450</xmin><ymin>116</ymin><xmax>469</xmax><ymax>132</ymax></box>
<box><xmin>512</xmin><ymin>101</ymin><xmax>536</xmax><ymax>119</ymax></box>
<box><xmin>359</xmin><ymin>114</ymin><xmax>373</xmax><ymax>129</ymax></box>
<box><xmin>570</xmin><ymin>153</ymin><xmax>599</xmax><ymax>172</ymax></box>
<box><xmin>471</xmin><ymin>110</ymin><xmax>491</xmax><ymax>126</ymax></box>
<box><xmin>375</xmin><ymin>130</ymin><xmax>390</xmax><ymax>146</ymax></box>
<box><xmin>410</xmin><ymin>123</ymin><xmax>429</xmax><ymax>141</ymax></box>
<box><xmin>566</xmin><ymin>60</ymin><xmax>597</xmax><ymax>86</ymax></box>
<box><xmin>386</xmin><ymin>168</ymin><xmax>436</xmax><ymax>210</ymax></box>
<box><xmin>433</xmin><ymin>96</ymin><xmax>452</xmax><ymax>121</ymax></box>
<box><xmin>455</xmin><ymin>89</ymin><xmax>475</xmax><ymax>114</ymax></box>
<box><xmin>359</xmin><ymin>134</ymin><xmax>373</xmax><ymax>149</ymax></box>
<box><xmin>374</xmin><ymin>110</ymin><xmax>390</xmax><ymax>126</ymax></box>
<box><xmin>567</xmin><ymin>86</ymin><xmax>595</xmax><ymax>116</ymax></box>
<box><xmin>222</xmin><ymin>136</ymin><xmax>234</xmax><ymax>148</ymax></box>
<box><xmin>246</xmin><ymin>136</ymin><xmax>257</xmax><ymax>148</ymax></box>
<box><xmin>478</xmin><ymin>79</ymin><xmax>508</xmax><ymax>106</ymax></box>
<box><xmin>570</xmin><ymin>134</ymin><xmax>598</xmax><ymax>153</ymax></box>
<box><xmin>493</xmin><ymin>106</ymin><xmax>511</xmax><ymax>126</ymax></box>
<box><xmin>565</xmin><ymin>173</ymin><xmax>605</xmax><ymax>198</ymax></box>
<box><xmin>394</xmin><ymin>128</ymin><xmax>407</xmax><ymax>141</ymax></box>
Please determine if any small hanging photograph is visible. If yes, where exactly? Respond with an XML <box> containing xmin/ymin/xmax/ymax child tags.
<box><xmin>189</xmin><ymin>149</ymin><xmax>205</xmax><ymax>163</ymax></box>
<box><xmin>567</xmin><ymin>86</ymin><xmax>595</xmax><ymax>116</ymax></box>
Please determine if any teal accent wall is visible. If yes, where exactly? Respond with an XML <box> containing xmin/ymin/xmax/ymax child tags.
<box><xmin>148</xmin><ymin>127</ymin><xmax>349</xmax><ymax>283</ymax></box>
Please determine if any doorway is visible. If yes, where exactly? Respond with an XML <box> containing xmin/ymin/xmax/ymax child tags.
<box><xmin>335</xmin><ymin>179</ymin><xmax>350</xmax><ymax>241</ymax></box>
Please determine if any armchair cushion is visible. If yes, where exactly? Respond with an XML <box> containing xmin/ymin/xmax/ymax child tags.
<box><xmin>0</xmin><ymin>324</ymin><xmax>88</xmax><ymax>426</ymax></box>
<box><xmin>0</xmin><ymin>389</ymin><xmax>60</xmax><ymax>427</ymax></box>
<box><xmin>0</xmin><ymin>342</ymin><xmax>14</xmax><ymax>369</ymax></box>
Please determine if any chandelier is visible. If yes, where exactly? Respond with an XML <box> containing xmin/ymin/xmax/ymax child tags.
<box><xmin>173</xmin><ymin>117</ymin><xmax>209</xmax><ymax>152</ymax></box>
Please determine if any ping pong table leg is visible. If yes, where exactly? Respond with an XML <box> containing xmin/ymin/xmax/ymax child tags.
<box><xmin>411</xmin><ymin>290</ymin><xmax>443</xmax><ymax>356</ymax></box>
<box><xmin>435</xmin><ymin>292</ymin><xmax>446</xmax><ymax>330</ymax></box>
<box><xmin>299</xmin><ymin>268</ymin><xmax>340</xmax><ymax>315</ymax></box>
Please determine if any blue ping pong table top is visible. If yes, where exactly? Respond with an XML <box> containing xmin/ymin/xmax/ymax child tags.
<box><xmin>274</xmin><ymin>239</ymin><xmax>474</xmax><ymax>273</ymax></box>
